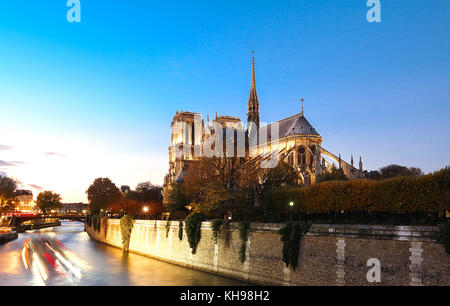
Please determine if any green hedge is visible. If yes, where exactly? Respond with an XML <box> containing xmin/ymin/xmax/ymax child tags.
<box><xmin>272</xmin><ymin>167</ymin><xmax>450</xmax><ymax>214</ymax></box>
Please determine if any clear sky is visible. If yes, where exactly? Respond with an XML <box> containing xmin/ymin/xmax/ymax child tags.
<box><xmin>0</xmin><ymin>1</ymin><xmax>449</xmax><ymax>203</ymax></box>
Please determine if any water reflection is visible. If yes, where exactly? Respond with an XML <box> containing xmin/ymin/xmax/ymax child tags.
<box><xmin>0</xmin><ymin>221</ymin><xmax>248</xmax><ymax>286</ymax></box>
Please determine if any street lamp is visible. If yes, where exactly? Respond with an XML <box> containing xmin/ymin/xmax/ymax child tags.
<box><xmin>289</xmin><ymin>201</ymin><xmax>294</xmax><ymax>223</ymax></box>
<box><xmin>143</xmin><ymin>206</ymin><xmax>149</xmax><ymax>219</ymax></box>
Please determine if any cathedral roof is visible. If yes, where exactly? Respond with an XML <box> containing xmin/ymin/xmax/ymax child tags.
<box><xmin>259</xmin><ymin>113</ymin><xmax>320</xmax><ymax>142</ymax></box>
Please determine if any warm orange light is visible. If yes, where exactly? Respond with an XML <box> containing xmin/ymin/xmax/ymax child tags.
<box><xmin>143</xmin><ymin>206</ymin><xmax>149</xmax><ymax>213</ymax></box>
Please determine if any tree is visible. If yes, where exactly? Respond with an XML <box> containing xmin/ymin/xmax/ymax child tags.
<box><xmin>109</xmin><ymin>198</ymin><xmax>143</xmax><ymax>216</ymax></box>
<box><xmin>109</xmin><ymin>196</ymin><xmax>165</xmax><ymax>218</ymax></box>
<box><xmin>241</xmin><ymin>161</ymin><xmax>300</xmax><ymax>219</ymax></box>
<box><xmin>135</xmin><ymin>182</ymin><xmax>162</xmax><ymax>203</ymax></box>
<box><xmin>0</xmin><ymin>176</ymin><xmax>17</xmax><ymax>208</ymax></box>
<box><xmin>379</xmin><ymin>164</ymin><xmax>422</xmax><ymax>179</ymax></box>
<box><xmin>319</xmin><ymin>165</ymin><xmax>348</xmax><ymax>182</ymax></box>
<box><xmin>147</xmin><ymin>201</ymin><xmax>165</xmax><ymax>218</ymax></box>
<box><xmin>86</xmin><ymin>178</ymin><xmax>121</xmax><ymax>214</ymax></box>
<box><xmin>167</xmin><ymin>183</ymin><xmax>188</xmax><ymax>215</ymax></box>
<box><xmin>36</xmin><ymin>191</ymin><xmax>62</xmax><ymax>214</ymax></box>
<box><xmin>364</xmin><ymin>170</ymin><xmax>382</xmax><ymax>180</ymax></box>
<box><xmin>179</xmin><ymin>156</ymin><xmax>249</xmax><ymax>219</ymax></box>
<box><xmin>181</xmin><ymin>157</ymin><xmax>298</xmax><ymax>220</ymax></box>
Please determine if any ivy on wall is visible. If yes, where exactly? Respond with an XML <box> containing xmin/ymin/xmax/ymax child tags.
<box><xmin>238</xmin><ymin>220</ymin><xmax>250</xmax><ymax>263</ymax></box>
<box><xmin>211</xmin><ymin>219</ymin><xmax>223</xmax><ymax>244</ymax></box>
<box><xmin>120</xmin><ymin>214</ymin><xmax>135</xmax><ymax>252</ymax></box>
<box><xmin>88</xmin><ymin>214</ymin><xmax>101</xmax><ymax>232</ymax></box>
<box><xmin>185</xmin><ymin>213</ymin><xmax>204</xmax><ymax>254</ymax></box>
<box><xmin>166</xmin><ymin>220</ymin><xmax>171</xmax><ymax>238</ymax></box>
<box><xmin>438</xmin><ymin>222</ymin><xmax>450</xmax><ymax>254</ymax></box>
<box><xmin>279</xmin><ymin>221</ymin><xmax>310</xmax><ymax>270</ymax></box>
<box><xmin>178</xmin><ymin>220</ymin><xmax>183</xmax><ymax>241</ymax></box>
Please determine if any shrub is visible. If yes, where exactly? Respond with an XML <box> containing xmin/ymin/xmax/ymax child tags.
<box><xmin>185</xmin><ymin>213</ymin><xmax>205</xmax><ymax>254</ymax></box>
<box><xmin>279</xmin><ymin>221</ymin><xmax>310</xmax><ymax>270</ymax></box>
<box><xmin>238</xmin><ymin>220</ymin><xmax>250</xmax><ymax>263</ymax></box>
<box><xmin>120</xmin><ymin>214</ymin><xmax>135</xmax><ymax>252</ymax></box>
<box><xmin>211</xmin><ymin>219</ymin><xmax>223</xmax><ymax>244</ymax></box>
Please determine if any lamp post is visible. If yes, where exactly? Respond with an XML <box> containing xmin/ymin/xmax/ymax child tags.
<box><xmin>143</xmin><ymin>206</ymin><xmax>149</xmax><ymax>220</ymax></box>
<box><xmin>289</xmin><ymin>201</ymin><xmax>294</xmax><ymax>223</ymax></box>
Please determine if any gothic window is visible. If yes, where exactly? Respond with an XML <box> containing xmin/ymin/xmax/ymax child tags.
<box><xmin>298</xmin><ymin>146</ymin><xmax>306</xmax><ymax>169</ymax></box>
<box><xmin>288</xmin><ymin>153</ymin><xmax>294</xmax><ymax>167</ymax></box>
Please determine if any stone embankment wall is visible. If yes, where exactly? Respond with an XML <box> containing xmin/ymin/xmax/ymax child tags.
<box><xmin>86</xmin><ymin>219</ymin><xmax>449</xmax><ymax>286</ymax></box>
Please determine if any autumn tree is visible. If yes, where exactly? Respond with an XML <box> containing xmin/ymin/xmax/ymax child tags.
<box><xmin>179</xmin><ymin>156</ymin><xmax>250</xmax><ymax>218</ymax></box>
<box><xmin>109</xmin><ymin>198</ymin><xmax>143</xmax><ymax>216</ymax></box>
<box><xmin>36</xmin><ymin>191</ymin><xmax>62</xmax><ymax>214</ymax></box>
<box><xmin>86</xmin><ymin>178</ymin><xmax>121</xmax><ymax>214</ymax></box>
<box><xmin>0</xmin><ymin>176</ymin><xmax>17</xmax><ymax>208</ymax></box>
<box><xmin>180</xmin><ymin>156</ymin><xmax>299</xmax><ymax>220</ymax></box>
<box><xmin>147</xmin><ymin>201</ymin><xmax>165</xmax><ymax>218</ymax></box>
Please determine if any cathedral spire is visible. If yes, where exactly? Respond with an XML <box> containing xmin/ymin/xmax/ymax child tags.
<box><xmin>251</xmin><ymin>48</ymin><xmax>256</xmax><ymax>91</ymax></box>
<box><xmin>247</xmin><ymin>46</ymin><xmax>260</xmax><ymax>132</ymax></box>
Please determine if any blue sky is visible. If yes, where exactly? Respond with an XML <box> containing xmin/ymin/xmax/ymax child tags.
<box><xmin>0</xmin><ymin>0</ymin><xmax>449</xmax><ymax>202</ymax></box>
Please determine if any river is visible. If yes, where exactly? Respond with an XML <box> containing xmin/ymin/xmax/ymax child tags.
<box><xmin>0</xmin><ymin>220</ymin><xmax>249</xmax><ymax>286</ymax></box>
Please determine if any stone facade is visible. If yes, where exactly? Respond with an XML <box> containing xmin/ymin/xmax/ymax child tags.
<box><xmin>86</xmin><ymin>220</ymin><xmax>450</xmax><ymax>286</ymax></box>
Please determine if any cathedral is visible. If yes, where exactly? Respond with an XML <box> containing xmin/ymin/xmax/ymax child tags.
<box><xmin>163</xmin><ymin>51</ymin><xmax>363</xmax><ymax>204</ymax></box>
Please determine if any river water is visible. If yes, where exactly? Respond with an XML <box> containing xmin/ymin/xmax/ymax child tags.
<box><xmin>0</xmin><ymin>221</ymin><xmax>248</xmax><ymax>286</ymax></box>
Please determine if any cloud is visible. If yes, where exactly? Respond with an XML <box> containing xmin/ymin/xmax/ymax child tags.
<box><xmin>28</xmin><ymin>184</ymin><xmax>44</xmax><ymax>191</ymax></box>
<box><xmin>0</xmin><ymin>160</ymin><xmax>25</xmax><ymax>167</ymax></box>
<box><xmin>0</xmin><ymin>160</ymin><xmax>18</xmax><ymax>167</ymax></box>
<box><xmin>0</xmin><ymin>171</ymin><xmax>6</xmax><ymax>177</ymax></box>
<box><xmin>45</xmin><ymin>152</ymin><xmax>66</xmax><ymax>158</ymax></box>
<box><xmin>0</xmin><ymin>145</ymin><xmax>12</xmax><ymax>150</ymax></box>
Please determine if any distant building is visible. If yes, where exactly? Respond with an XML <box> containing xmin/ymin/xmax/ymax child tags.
<box><xmin>61</xmin><ymin>203</ymin><xmax>89</xmax><ymax>214</ymax></box>
<box><xmin>121</xmin><ymin>185</ymin><xmax>131</xmax><ymax>194</ymax></box>
<box><xmin>15</xmin><ymin>190</ymin><xmax>35</xmax><ymax>211</ymax></box>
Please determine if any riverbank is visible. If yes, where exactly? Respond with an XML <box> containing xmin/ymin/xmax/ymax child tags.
<box><xmin>86</xmin><ymin>218</ymin><xmax>450</xmax><ymax>286</ymax></box>
<box><xmin>0</xmin><ymin>220</ymin><xmax>248</xmax><ymax>286</ymax></box>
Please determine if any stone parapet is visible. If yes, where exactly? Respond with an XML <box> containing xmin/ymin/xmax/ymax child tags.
<box><xmin>85</xmin><ymin>219</ymin><xmax>449</xmax><ymax>286</ymax></box>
